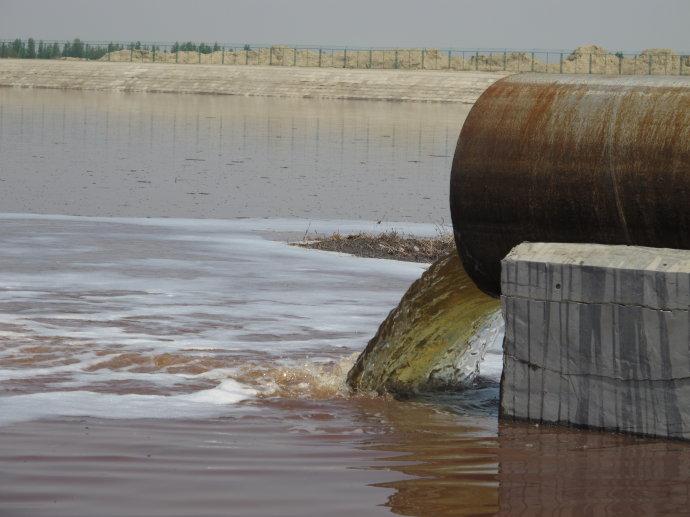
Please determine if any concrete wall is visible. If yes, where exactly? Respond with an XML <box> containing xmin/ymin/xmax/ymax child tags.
<box><xmin>501</xmin><ymin>242</ymin><xmax>690</xmax><ymax>439</ymax></box>
<box><xmin>0</xmin><ymin>59</ymin><xmax>507</xmax><ymax>103</ymax></box>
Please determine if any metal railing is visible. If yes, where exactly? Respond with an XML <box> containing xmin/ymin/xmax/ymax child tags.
<box><xmin>1</xmin><ymin>39</ymin><xmax>688</xmax><ymax>75</ymax></box>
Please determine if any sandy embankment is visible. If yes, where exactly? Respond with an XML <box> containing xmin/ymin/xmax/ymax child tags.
<box><xmin>0</xmin><ymin>59</ymin><xmax>507</xmax><ymax>103</ymax></box>
<box><xmin>102</xmin><ymin>45</ymin><xmax>689</xmax><ymax>75</ymax></box>
<box><xmin>2</xmin><ymin>45</ymin><xmax>683</xmax><ymax>104</ymax></box>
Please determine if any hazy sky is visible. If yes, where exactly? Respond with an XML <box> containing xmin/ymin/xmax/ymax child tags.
<box><xmin>1</xmin><ymin>0</ymin><xmax>688</xmax><ymax>51</ymax></box>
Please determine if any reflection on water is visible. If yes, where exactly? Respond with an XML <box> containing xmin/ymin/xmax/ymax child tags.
<box><xmin>5</xmin><ymin>394</ymin><xmax>690</xmax><ymax>516</ymax></box>
<box><xmin>0</xmin><ymin>88</ymin><xmax>468</xmax><ymax>222</ymax></box>
<box><xmin>366</xmin><ymin>400</ymin><xmax>690</xmax><ymax>516</ymax></box>
<box><xmin>495</xmin><ymin>421</ymin><xmax>690</xmax><ymax>515</ymax></box>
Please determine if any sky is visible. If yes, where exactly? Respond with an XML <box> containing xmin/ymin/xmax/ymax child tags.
<box><xmin>1</xmin><ymin>0</ymin><xmax>688</xmax><ymax>52</ymax></box>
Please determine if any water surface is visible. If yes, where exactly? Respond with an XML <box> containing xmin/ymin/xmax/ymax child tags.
<box><xmin>0</xmin><ymin>88</ymin><xmax>467</xmax><ymax>222</ymax></box>
<box><xmin>2</xmin><ymin>89</ymin><xmax>690</xmax><ymax>516</ymax></box>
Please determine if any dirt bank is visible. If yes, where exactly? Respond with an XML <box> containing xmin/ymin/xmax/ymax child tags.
<box><xmin>293</xmin><ymin>230</ymin><xmax>455</xmax><ymax>262</ymax></box>
<box><xmin>0</xmin><ymin>59</ymin><xmax>506</xmax><ymax>103</ymax></box>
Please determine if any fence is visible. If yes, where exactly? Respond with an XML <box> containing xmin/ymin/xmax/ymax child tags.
<box><xmin>1</xmin><ymin>39</ymin><xmax>689</xmax><ymax>75</ymax></box>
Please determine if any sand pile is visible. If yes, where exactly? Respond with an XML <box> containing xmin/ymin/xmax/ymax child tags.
<box><xmin>560</xmin><ymin>44</ymin><xmax>618</xmax><ymax>73</ymax></box>
<box><xmin>467</xmin><ymin>52</ymin><xmax>536</xmax><ymax>72</ymax></box>
<box><xmin>101</xmin><ymin>49</ymin><xmax>227</xmax><ymax>64</ymax></box>
<box><xmin>556</xmin><ymin>45</ymin><xmax>687</xmax><ymax>75</ymax></box>
<box><xmin>636</xmin><ymin>48</ymin><xmax>684</xmax><ymax>74</ymax></box>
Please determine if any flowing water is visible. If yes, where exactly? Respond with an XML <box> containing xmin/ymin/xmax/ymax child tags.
<box><xmin>348</xmin><ymin>252</ymin><xmax>502</xmax><ymax>394</ymax></box>
<box><xmin>2</xmin><ymin>88</ymin><xmax>690</xmax><ymax>516</ymax></box>
<box><xmin>0</xmin><ymin>215</ymin><xmax>438</xmax><ymax>421</ymax></box>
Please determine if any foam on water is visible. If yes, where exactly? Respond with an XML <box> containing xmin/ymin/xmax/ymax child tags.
<box><xmin>0</xmin><ymin>214</ymin><xmax>440</xmax><ymax>424</ymax></box>
<box><xmin>0</xmin><ymin>214</ymin><xmax>504</xmax><ymax>425</ymax></box>
<box><xmin>0</xmin><ymin>380</ymin><xmax>257</xmax><ymax>426</ymax></box>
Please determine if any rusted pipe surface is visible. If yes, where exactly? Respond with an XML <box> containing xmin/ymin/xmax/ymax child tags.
<box><xmin>450</xmin><ymin>74</ymin><xmax>690</xmax><ymax>296</ymax></box>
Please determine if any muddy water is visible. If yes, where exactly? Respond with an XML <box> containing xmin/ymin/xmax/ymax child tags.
<box><xmin>348</xmin><ymin>252</ymin><xmax>502</xmax><ymax>394</ymax></box>
<box><xmin>2</xmin><ymin>89</ymin><xmax>690</xmax><ymax>516</ymax></box>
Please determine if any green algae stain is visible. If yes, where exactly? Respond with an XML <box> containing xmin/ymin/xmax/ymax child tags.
<box><xmin>347</xmin><ymin>251</ymin><xmax>500</xmax><ymax>394</ymax></box>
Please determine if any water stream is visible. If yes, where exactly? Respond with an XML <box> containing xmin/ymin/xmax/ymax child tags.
<box><xmin>348</xmin><ymin>251</ymin><xmax>504</xmax><ymax>394</ymax></box>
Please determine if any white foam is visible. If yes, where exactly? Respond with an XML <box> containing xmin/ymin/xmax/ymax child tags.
<box><xmin>0</xmin><ymin>382</ymin><xmax>256</xmax><ymax>426</ymax></box>
<box><xmin>184</xmin><ymin>379</ymin><xmax>256</xmax><ymax>404</ymax></box>
<box><xmin>477</xmin><ymin>316</ymin><xmax>505</xmax><ymax>382</ymax></box>
<box><xmin>0</xmin><ymin>214</ymin><xmax>428</xmax><ymax>425</ymax></box>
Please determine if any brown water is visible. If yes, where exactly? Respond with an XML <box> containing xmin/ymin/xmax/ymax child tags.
<box><xmin>2</xmin><ymin>88</ymin><xmax>690</xmax><ymax>516</ymax></box>
<box><xmin>4</xmin><ymin>399</ymin><xmax>690</xmax><ymax>516</ymax></box>
<box><xmin>348</xmin><ymin>252</ymin><xmax>502</xmax><ymax>394</ymax></box>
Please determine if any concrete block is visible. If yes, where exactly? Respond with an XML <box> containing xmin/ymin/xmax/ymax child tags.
<box><xmin>501</xmin><ymin>242</ymin><xmax>690</xmax><ymax>439</ymax></box>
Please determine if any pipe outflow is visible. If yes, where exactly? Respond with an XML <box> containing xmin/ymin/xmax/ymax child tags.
<box><xmin>450</xmin><ymin>74</ymin><xmax>690</xmax><ymax>297</ymax></box>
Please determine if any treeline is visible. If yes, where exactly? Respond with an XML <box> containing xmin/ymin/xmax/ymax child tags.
<box><xmin>0</xmin><ymin>38</ymin><xmax>246</xmax><ymax>60</ymax></box>
<box><xmin>0</xmin><ymin>38</ymin><xmax>123</xmax><ymax>59</ymax></box>
<box><xmin>171</xmin><ymin>42</ymin><xmax>223</xmax><ymax>54</ymax></box>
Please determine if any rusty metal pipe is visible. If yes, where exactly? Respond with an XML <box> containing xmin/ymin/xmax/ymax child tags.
<box><xmin>450</xmin><ymin>74</ymin><xmax>690</xmax><ymax>297</ymax></box>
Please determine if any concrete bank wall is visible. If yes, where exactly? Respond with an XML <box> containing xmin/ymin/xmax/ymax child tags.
<box><xmin>0</xmin><ymin>59</ymin><xmax>507</xmax><ymax>103</ymax></box>
<box><xmin>501</xmin><ymin>242</ymin><xmax>690</xmax><ymax>440</ymax></box>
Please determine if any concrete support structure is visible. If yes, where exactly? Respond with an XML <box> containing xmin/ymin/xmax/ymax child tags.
<box><xmin>501</xmin><ymin>242</ymin><xmax>690</xmax><ymax>439</ymax></box>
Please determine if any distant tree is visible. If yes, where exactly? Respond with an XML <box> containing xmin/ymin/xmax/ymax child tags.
<box><xmin>243</xmin><ymin>44</ymin><xmax>251</xmax><ymax>51</ymax></box>
<box><xmin>179</xmin><ymin>41</ymin><xmax>197</xmax><ymax>52</ymax></box>
<box><xmin>51</xmin><ymin>42</ymin><xmax>60</xmax><ymax>58</ymax></box>
<box><xmin>104</xmin><ymin>42</ymin><xmax>122</xmax><ymax>58</ymax></box>
<box><xmin>171</xmin><ymin>42</ymin><xmax>179</xmax><ymax>53</ymax></box>
<box><xmin>0</xmin><ymin>42</ymin><xmax>6</xmax><ymax>58</ymax></box>
<box><xmin>70</xmin><ymin>38</ymin><xmax>84</xmax><ymax>58</ymax></box>
<box><xmin>11</xmin><ymin>38</ymin><xmax>23</xmax><ymax>57</ymax></box>
<box><xmin>41</xmin><ymin>41</ymin><xmax>52</xmax><ymax>59</ymax></box>
<box><xmin>26</xmin><ymin>38</ymin><xmax>36</xmax><ymax>58</ymax></box>
<box><xmin>62</xmin><ymin>41</ymin><xmax>71</xmax><ymax>57</ymax></box>
<box><xmin>213</xmin><ymin>42</ymin><xmax>220</xmax><ymax>52</ymax></box>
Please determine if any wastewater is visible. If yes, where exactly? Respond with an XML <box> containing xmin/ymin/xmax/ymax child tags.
<box><xmin>1</xmin><ymin>88</ymin><xmax>690</xmax><ymax>516</ymax></box>
<box><xmin>348</xmin><ymin>252</ymin><xmax>502</xmax><ymax>394</ymax></box>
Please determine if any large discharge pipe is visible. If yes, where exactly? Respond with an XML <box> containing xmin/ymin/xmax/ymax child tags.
<box><xmin>450</xmin><ymin>74</ymin><xmax>690</xmax><ymax>297</ymax></box>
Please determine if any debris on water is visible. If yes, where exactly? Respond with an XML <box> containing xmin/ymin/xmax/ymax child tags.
<box><xmin>293</xmin><ymin>230</ymin><xmax>454</xmax><ymax>263</ymax></box>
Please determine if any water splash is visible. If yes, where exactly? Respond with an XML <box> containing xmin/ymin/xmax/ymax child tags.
<box><xmin>347</xmin><ymin>251</ymin><xmax>502</xmax><ymax>394</ymax></box>
<box><xmin>237</xmin><ymin>354</ymin><xmax>360</xmax><ymax>400</ymax></box>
